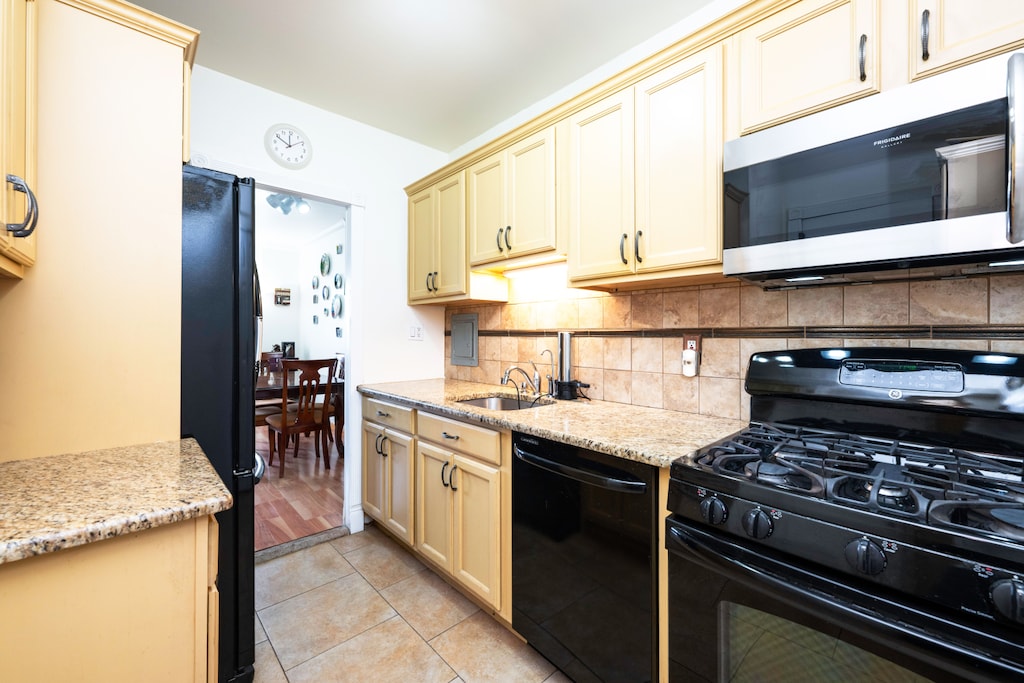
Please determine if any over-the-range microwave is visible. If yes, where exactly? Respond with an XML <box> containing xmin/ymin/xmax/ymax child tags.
<box><xmin>723</xmin><ymin>51</ymin><xmax>1024</xmax><ymax>289</ymax></box>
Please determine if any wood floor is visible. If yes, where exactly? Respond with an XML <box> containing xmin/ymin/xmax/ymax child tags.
<box><xmin>254</xmin><ymin>425</ymin><xmax>344</xmax><ymax>551</ymax></box>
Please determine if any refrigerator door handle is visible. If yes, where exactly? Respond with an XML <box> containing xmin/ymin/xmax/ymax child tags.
<box><xmin>248</xmin><ymin>453</ymin><xmax>266</xmax><ymax>484</ymax></box>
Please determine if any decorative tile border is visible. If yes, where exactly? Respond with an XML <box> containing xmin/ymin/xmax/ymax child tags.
<box><xmin>453</xmin><ymin>325</ymin><xmax>1024</xmax><ymax>340</ymax></box>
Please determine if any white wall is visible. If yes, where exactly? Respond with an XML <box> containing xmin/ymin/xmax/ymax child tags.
<box><xmin>187</xmin><ymin>66</ymin><xmax>448</xmax><ymax>531</ymax></box>
<box><xmin>449</xmin><ymin>0</ymin><xmax>747</xmax><ymax>159</ymax></box>
<box><xmin>257</xmin><ymin>246</ymin><xmax>302</xmax><ymax>353</ymax></box>
<box><xmin>300</xmin><ymin>222</ymin><xmax>349</xmax><ymax>361</ymax></box>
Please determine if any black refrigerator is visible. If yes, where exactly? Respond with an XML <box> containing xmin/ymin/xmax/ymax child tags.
<box><xmin>180</xmin><ymin>164</ymin><xmax>257</xmax><ymax>683</ymax></box>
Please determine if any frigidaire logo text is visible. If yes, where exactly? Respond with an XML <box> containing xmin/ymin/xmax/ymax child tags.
<box><xmin>873</xmin><ymin>133</ymin><xmax>911</xmax><ymax>148</ymax></box>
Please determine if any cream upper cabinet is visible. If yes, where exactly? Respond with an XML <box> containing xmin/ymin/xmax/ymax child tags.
<box><xmin>566</xmin><ymin>88</ymin><xmax>635</xmax><ymax>280</ymax></box>
<box><xmin>909</xmin><ymin>0</ymin><xmax>1024</xmax><ymax>80</ymax></box>
<box><xmin>408</xmin><ymin>172</ymin><xmax>466</xmax><ymax>302</ymax></box>
<box><xmin>468</xmin><ymin>126</ymin><xmax>557</xmax><ymax>268</ymax></box>
<box><xmin>568</xmin><ymin>45</ymin><xmax>723</xmax><ymax>284</ymax></box>
<box><xmin>0</xmin><ymin>0</ymin><xmax>37</xmax><ymax>279</ymax></box>
<box><xmin>735</xmin><ymin>0</ymin><xmax>879</xmax><ymax>135</ymax></box>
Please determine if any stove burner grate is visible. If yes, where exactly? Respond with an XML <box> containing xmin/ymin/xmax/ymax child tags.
<box><xmin>695</xmin><ymin>421</ymin><xmax>1024</xmax><ymax>534</ymax></box>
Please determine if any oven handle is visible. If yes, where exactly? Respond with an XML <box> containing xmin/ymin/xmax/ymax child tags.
<box><xmin>514</xmin><ymin>445</ymin><xmax>647</xmax><ymax>494</ymax></box>
<box><xmin>665</xmin><ymin>519</ymin><xmax>1023</xmax><ymax>681</ymax></box>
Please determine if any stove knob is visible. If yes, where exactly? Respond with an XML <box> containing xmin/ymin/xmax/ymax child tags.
<box><xmin>845</xmin><ymin>537</ymin><xmax>886</xmax><ymax>576</ymax></box>
<box><xmin>991</xmin><ymin>579</ymin><xmax>1024</xmax><ymax>624</ymax></box>
<box><xmin>700</xmin><ymin>496</ymin><xmax>728</xmax><ymax>525</ymax></box>
<box><xmin>742</xmin><ymin>508</ymin><xmax>773</xmax><ymax>539</ymax></box>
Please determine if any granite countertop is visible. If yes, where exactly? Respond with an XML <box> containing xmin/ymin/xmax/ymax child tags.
<box><xmin>0</xmin><ymin>438</ymin><xmax>232</xmax><ymax>565</ymax></box>
<box><xmin>358</xmin><ymin>379</ymin><xmax>747</xmax><ymax>468</ymax></box>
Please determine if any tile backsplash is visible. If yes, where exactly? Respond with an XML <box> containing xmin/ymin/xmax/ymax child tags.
<box><xmin>444</xmin><ymin>269</ymin><xmax>1024</xmax><ymax>422</ymax></box>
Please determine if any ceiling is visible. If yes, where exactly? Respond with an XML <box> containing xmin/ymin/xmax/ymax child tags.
<box><xmin>129</xmin><ymin>0</ymin><xmax>714</xmax><ymax>152</ymax></box>
<box><xmin>256</xmin><ymin>189</ymin><xmax>348</xmax><ymax>250</ymax></box>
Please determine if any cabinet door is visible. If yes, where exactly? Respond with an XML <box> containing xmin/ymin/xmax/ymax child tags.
<box><xmin>737</xmin><ymin>0</ymin><xmax>879</xmax><ymax>134</ymax></box>
<box><xmin>361</xmin><ymin>421</ymin><xmax>386</xmax><ymax>522</ymax></box>
<box><xmin>506</xmin><ymin>126</ymin><xmax>556</xmax><ymax>259</ymax></box>
<box><xmin>910</xmin><ymin>0</ymin><xmax>1024</xmax><ymax>80</ymax></box>
<box><xmin>634</xmin><ymin>45</ymin><xmax>723</xmax><ymax>274</ymax></box>
<box><xmin>567</xmin><ymin>88</ymin><xmax>635</xmax><ymax>280</ymax></box>
<box><xmin>383</xmin><ymin>429</ymin><xmax>414</xmax><ymax>545</ymax></box>
<box><xmin>408</xmin><ymin>187</ymin><xmax>436</xmax><ymax>301</ymax></box>
<box><xmin>0</xmin><ymin>0</ymin><xmax>37</xmax><ymax>274</ymax></box>
<box><xmin>467</xmin><ymin>151</ymin><xmax>506</xmax><ymax>266</ymax></box>
<box><xmin>451</xmin><ymin>453</ymin><xmax>501</xmax><ymax>610</ymax></box>
<box><xmin>415</xmin><ymin>441</ymin><xmax>453</xmax><ymax>570</ymax></box>
<box><xmin>433</xmin><ymin>172</ymin><xmax>467</xmax><ymax>297</ymax></box>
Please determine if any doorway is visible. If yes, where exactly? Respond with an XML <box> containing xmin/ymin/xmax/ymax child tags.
<box><xmin>254</xmin><ymin>186</ymin><xmax>350</xmax><ymax>552</ymax></box>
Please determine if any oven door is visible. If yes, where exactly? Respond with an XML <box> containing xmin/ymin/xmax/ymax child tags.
<box><xmin>665</xmin><ymin>515</ymin><xmax>1023</xmax><ymax>683</ymax></box>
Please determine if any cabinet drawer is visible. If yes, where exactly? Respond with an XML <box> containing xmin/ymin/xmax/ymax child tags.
<box><xmin>418</xmin><ymin>412</ymin><xmax>501</xmax><ymax>466</ymax></box>
<box><xmin>363</xmin><ymin>397</ymin><xmax>415</xmax><ymax>433</ymax></box>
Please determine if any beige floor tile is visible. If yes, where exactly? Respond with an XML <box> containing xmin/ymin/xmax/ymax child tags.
<box><xmin>381</xmin><ymin>569</ymin><xmax>480</xmax><ymax>640</ymax></box>
<box><xmin>258</xmin><ymin>572</ymin><xmax>396</xmax><ymax>670</ymax></box>
<box><xmin>329</xmin><ymin>524</ymin><xmax>385</xmax><ymax>555</ymax></box>
<box><xmin>343</xmin><ymin>532</ymin><xmax>425</xmax><ymax>589</ymax></box>
<box><xmin>253</xmin><ymin>641</ymin><xmax>287</xmax><ymax>683</ymax></box>
<box><xmin>255</xmin><ymin>613</ymin><xmax>267</xmax><ymax>644</ymax></box>
<box><xmin>286</xmin><ymin>615</ymin><xmax>457</xmax><ymax>683</ymax></box>
<box><xmin>430</xmin><ymin>611</ymin><xmax>555</xmax><ymax>683</ymax></box>
<box><xmin>255</xmin><ymin>542</ymin><xmax>355</xmax><ymax>610</ymax></box>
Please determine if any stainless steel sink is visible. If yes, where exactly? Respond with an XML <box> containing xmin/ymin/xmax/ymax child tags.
<box><xmin>457</xmin><ymin>396</ymin><xmax>553</xmax><ymax>411</ymax></box>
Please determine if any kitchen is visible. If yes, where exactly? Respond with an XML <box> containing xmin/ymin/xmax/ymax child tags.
<box><xmin>2</xmin><ymin>0</ymin><xmax>1024</xmax><ymax>682</ymax></box>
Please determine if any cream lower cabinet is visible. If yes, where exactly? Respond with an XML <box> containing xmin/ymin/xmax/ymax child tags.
<box><xmin>467</xmin><ymin>126</ymin><xmax>557</xmax><ymax>268</ymax></box>
<box><xmin>734</xmin><ymin>0</ymin><xmax>879</xmax><ymax>135</ymax></box>
<box><xmin>0</xmin><ymin>0</ymin><xmax>36</xmax><ymax>278</ymax></box>
<box><xmin>909</xmin><ymin>0</ymin><xmax>1024</xmax><ymax>79</ymax></box>
<box><xmin>415</xmin><ymin>412</ymin><xmax>502</xmax><ymax>611</ymax></box>
<box><xmin>361</xmin><ymin>398</ymin><xmax>415</xmax><ymax>544</ymax></box>
<box><xmin>567</xmin><ymin>44</ymin><xmax>723</xmax><ymax>286</ymax></box>
<box><xmin>0</xmin><ymin>515</ymin><xmax>219</xmax><ymax>682</ymax></box>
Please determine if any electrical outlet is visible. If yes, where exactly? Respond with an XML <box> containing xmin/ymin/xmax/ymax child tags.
<box><xmin>683</xmin><ymin>334</ymin><xmax>701</xmax><ymax>352</ymax></box>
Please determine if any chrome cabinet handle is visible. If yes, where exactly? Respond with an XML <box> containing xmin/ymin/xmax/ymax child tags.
<box><xmin>449</xmin><ymin>464</ymin><xmax>458</xmax><ymax>491</ymax></box>
<box><xmin>921</xmin><ymin>10</ymin><xmax>930</xmax><ymax>61</ymax></box>
<box><xmin>858</xmin><ymin>34</ymin><xmax>867</xmax><ymax>82</ymax></box>
<box><xmin>496</xmin><ymin>228</ymin><xmax>504</xmax><ymax>252</ymax></box>
<box><xmin>1009</xmin><ymin>54</ymin><xmax>1024</xmax><ymax>243</ymax></box>
<box><xmin>6</xmin><ymin>174</ymin><xmax>39</xmax><ymax>238</ymax></box>
<box><xmin>441</xmin><ymin>431</ymin><xmax>460</xmax><ymax>440</ymax></box>
<box><xmin>504</xmin><ymin>225</ymin><xmax>512</xmax><ymax>251</ymax></box>
<box><xmin>634</xmin><ymin>230</ymin><xmax>643</xmax><ymax>264</ymax></box>
<box><xmin>441</xmin><ymin>461</ymin><xmax>449</xmax><ymax>488</ymax></box>
<box><xmin>619</xmin><ymin>233</ymin><xmax>628</xmax><ymax>264</ymax></box>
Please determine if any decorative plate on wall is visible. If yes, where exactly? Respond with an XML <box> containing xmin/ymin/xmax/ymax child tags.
<box><xmin>320</xmin><ymin>253</ymin><xmax>332</xmax><ymax>276</ymax></box>
<box><xmin>331</xmin><ymin>294</ymin><xmax>343</xmax><ymax>318</ymax></box>
<box><xmin>322</xmin><ymin>285</ymin><xmax>330</xmax><ymax>300</ymax></box>
<box><xmin>334</xmin><ymin>273</ymin><xmax>343</xmax><ymax>289</ymax></box>
<box><xmin>312</xmin><ymin>276</ymin><xmax>319</xmax><ymax>289</ymax></box>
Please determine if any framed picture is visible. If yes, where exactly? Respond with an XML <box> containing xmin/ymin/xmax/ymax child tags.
<box><xmin>274</xmin><ymin>288</ymin><xmax>291</xmax><ymax>305</ymax></box>
<box><xmin>281</xmin><ymin>341</ymin><xmax>296</xmax><ymax>358</ymax></box>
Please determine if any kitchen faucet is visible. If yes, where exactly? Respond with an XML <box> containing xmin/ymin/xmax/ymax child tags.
<box><xmin>501</xmin><ymin>366</ymin><xmax>538</xmax><ymax>395</ymax></box>
<box><xmin>534</xmin><ymin>349</ymin><xmax>555</xmax><ymax>395</ymax></box>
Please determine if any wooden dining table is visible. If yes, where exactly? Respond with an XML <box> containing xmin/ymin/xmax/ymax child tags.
<box><xmin>255</xmin><ymin>370</ymin><xmax>345</xmax><ymax>454</ymax></box>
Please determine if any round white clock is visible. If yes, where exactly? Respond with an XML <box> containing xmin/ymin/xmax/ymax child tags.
<box><xmin>264</xmin><ymin>124</ymin><xmax>312</xmax><ymax>169</ymax></box>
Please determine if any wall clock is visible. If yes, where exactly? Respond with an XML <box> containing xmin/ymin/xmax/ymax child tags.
<box><xmin>264</xmin><ymin>123</ymin><xmax>312</xmax><ymax>169</ymax></box>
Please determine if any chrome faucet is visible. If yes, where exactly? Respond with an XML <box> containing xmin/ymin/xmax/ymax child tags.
<box><xmin>535</xmin><ymin>349</ymin><xmax>555</xmax><ymax>395</ymax></box>
<box><xmin>501</xmin><ymin>366</ymin><xmax>538</xmax><ymax>395</ymax></box>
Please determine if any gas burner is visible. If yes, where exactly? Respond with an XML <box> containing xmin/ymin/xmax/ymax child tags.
<box><xmin>745</xmin><ymin>460</ymin><xmax>790</xmax><ymax>485</ymax></box>
<box><xmin>828</xmin><ymin>462</ymin><xmax>928</xmax><ymax>518</ymax></box>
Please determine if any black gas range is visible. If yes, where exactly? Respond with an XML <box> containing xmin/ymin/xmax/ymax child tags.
<box><xmin>666</xmin><ymin>348</ymin><xmax>1024</xmax><ymax>683</ymax></box>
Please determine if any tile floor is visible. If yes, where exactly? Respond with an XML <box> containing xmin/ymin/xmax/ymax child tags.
<box><xmin>254</xmin><ymin>524</ymin><xmax>571</xmax><ymax>683</ymax></box>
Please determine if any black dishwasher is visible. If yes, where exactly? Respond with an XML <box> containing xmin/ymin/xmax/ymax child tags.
<box><xmin>512</xmin><ymin>431</ymin><xmax>658</xmax><ymax>683</ymax></box>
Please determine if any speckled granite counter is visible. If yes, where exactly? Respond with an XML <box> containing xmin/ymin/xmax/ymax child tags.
<box><xmin>0</xmin><ymin>438</ymin><xmax>232</xmax><ymax>564</ymax></box>
<box><xmin>358</xmin><ymin>379</ymin><xmax>747</xmax><ymax>468</ymax></box>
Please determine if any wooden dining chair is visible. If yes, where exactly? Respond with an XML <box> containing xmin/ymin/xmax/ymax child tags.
<box><xmin>265</xmin><ymin>358</ymin><xmax>336</xmax><ymax>476</ymax></box>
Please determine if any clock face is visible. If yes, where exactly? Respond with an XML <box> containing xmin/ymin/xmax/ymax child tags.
<box><xmin>264</xmin><ymin>124</ymin><xmax>312</xmax><ymax>169</ymax></box>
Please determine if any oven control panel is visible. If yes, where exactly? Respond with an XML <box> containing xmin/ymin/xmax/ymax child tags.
<box><xmin>667</xmin><ymin>476</ymin><xmax>1024</xmax><ymax>627</ymax></box>
<box><xmin>839</xmin><ymin>360</ymin><xmax>964</xmax><ymax>393</ymax></box>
